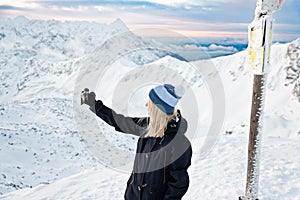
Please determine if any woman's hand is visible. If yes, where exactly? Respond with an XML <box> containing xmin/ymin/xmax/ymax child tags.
<box><xmin>81</xmin><ymin>88</ymin><xmax>96</xmax><ymax>107</ymax></box>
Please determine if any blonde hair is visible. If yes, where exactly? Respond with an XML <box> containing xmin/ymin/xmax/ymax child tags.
<box><xmin>145</xmin><ymin>99</ymin><xmax>177</xmax><ymax>138</ymax></box>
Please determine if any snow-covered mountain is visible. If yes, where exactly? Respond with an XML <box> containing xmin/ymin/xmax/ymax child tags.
<box><xmin>0</xmin><ymin>16</ymin><xmax>124</xmax><ymax>102</ymax></box>
<box><xmin>0</xmin><ymin>16</ymin><xmax>299</xmax><ymax>199</ymax></box>
<box><xmin>0</xmin><ymin>16</ymin><xmax>136</xmax><ymax>195</ymax></box>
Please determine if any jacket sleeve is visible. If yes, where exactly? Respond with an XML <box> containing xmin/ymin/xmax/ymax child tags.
<box><xmin>90</xmin><ymin>100</ymin><xmax>146</xmax><ymax>136</ymax></box>
<box><xmin>164</xmin><ymin>144</ymin><xmax>192</xmax><ymax>200</ymax></box>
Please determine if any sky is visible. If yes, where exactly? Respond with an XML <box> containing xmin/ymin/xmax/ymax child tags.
<box><xmin>0</xmin><ymin>0</ymin><xmax>299</xmax><ymax>43</ymax></box>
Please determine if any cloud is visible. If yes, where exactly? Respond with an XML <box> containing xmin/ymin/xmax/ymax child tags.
<box><xmin>208</xmin><ymin>44</ymin><xmax>238</xmax><ymax>52</ymax></box>
<box><xmin>168</xmin><ymin>43</ymin><xmax>239</xmax><ymax>60</ymax></box>
<box><xmin>1</xmin><ymin>0</ymin><xmax>255</xmax><ymax>23</ymax></box>
<box><xmin>0</xmin><ymin>5</ymin><xmax>22</xmax><ymax>10</ymax></box>
<box><xmin>1</xmin><ymin>0</ymin><xmax>40</xmax><ymax>8</ymax></box>
<box><xmin>127</xmin><ymin>0</ymin><xmax>239</xmax><ymax>7</ymax></box>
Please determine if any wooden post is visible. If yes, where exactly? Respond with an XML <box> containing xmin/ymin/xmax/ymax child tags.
<box><xmin>239</xmin><ymin>1</ymin><xmax>284</xmax><ymax>199</ymax></box>
<box><xmin>245</xmin><ymin>74</ymin><xmax>266</xmax><ymax>200</ymax></box>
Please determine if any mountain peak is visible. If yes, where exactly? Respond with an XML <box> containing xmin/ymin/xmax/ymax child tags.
<box><xmin>292</xmin><ymin>37</ymin><xmax>300</xmax><ymax>45</ymax></box>
<box><xmin>109</xmin><ymin>18</ymin><xmax>129</xmax><ymax>32</ymax></box>
<box><xmin>13</xmin><ymin>15</ymin><xmax>29</xmax><ymax>23</ymax></box>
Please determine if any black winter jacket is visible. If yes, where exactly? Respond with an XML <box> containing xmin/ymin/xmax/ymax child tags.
<box><xmin>93</xmin><ymin>100</ymin><xmax>192</xmax><ymax>200</ymax></box>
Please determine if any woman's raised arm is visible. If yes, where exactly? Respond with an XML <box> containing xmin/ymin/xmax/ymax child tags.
<box><xmin>81</xmin><ymin>89</ymin><xmax>147</xmax><ymax>136</ymax></box>
<box><xmin>91</xmin><ymin>100</ymin><xmax>147</xmax><ymax>136</ymax></box>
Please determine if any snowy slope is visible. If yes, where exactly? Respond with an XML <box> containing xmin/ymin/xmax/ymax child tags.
<box><xmin>0</xmin><ymin>17</ymin><xmax>300</xmax><ymax>199</ymax></box>
<box><xmin>212</xmin><ymin>41</ymin><xmax>300</xmax><ymax>138</ymax></box>
<box><xmin>2</xmin><ymin>135</ymin><xmax>299</xmax><ymax>200</ymax></box>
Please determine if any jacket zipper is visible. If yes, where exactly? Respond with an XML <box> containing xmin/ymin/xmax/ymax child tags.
<box><xmin>159</xmin><ymin>136</ymin><xmax>165</xmax><ymax>145</ymax></box>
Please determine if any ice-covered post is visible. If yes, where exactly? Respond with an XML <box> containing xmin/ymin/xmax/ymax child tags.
<box><xmin>240</xmin><ymin>0</ymin><xmax>284</xmax><ymax>200</ymax></box>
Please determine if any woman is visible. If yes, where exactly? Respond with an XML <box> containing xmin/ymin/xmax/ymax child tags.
<box><xmin>81</xmin><ymin>84</ymin><xmax>192</xmax><ymax>200</ymax></box>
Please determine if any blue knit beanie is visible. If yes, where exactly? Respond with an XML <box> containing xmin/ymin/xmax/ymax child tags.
<box><xmin>149</xmin><ymin>84</ymin><xmax>184</xmax><ymax>115</ymax></box>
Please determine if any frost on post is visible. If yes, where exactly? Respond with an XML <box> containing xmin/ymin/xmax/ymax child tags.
<box><xmin>285</xmin><ymin>39</ymin><xmax>300</xmax><ymax>102</ymax></box>
<box><xmin>246</xmin><ymin>75</ymin><xmax>266</xmax><ymax>199</ymax></box>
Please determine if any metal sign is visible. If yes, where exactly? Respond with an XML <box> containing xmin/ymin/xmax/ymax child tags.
<box><xmin>248</xmin><ymin>15</ymin><xmax>273</xmax><ymax>74</ymax></box>
<box><xmin>257</xmin><ymin>0</ymin><xmax>284</xmax><ymax>12</ymax></box>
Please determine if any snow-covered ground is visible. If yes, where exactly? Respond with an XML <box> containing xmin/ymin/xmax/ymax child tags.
<box><xmin>0</xmin><ymin>16</ymin><xmax>299</xmax><ymax>199</ymax></box>
<box><xmin>2</xmin><ymin>135</ymin><xmax>299</xmax><ymax>200</ymax></box>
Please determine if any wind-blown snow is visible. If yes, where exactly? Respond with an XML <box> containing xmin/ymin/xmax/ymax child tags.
<box><xmin>0</xmin><ymin>16</ymin><xmax>299</xmax><ymax>199</ymax></box>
